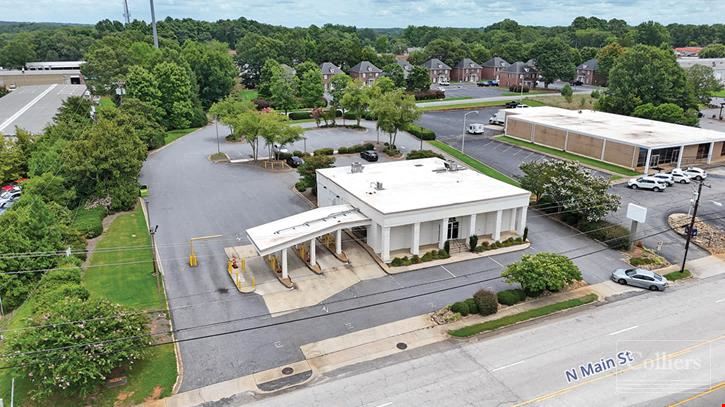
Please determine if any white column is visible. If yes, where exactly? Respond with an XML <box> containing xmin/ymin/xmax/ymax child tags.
<box><xmin>281</xmin><ymin>248</ymin><xmax>288</xmax><ymax>280</ymax></box>
<box><xmin>707</xmin><ymin>142</ymin><xmax>715</xmax><ymax>164</ymax></box>
<box><xmin>493</xmin><ymin>210</ymin><xmax>502</xmax><ymax>241</ymax></box>
<box><xmin>309</xmin><ymin>238</ymin><xmax>316</xmax><ymax>265</ymax></box>
<box><xmin>367</xmin><ymin>224</ymin><xmax>377</xmax><ymax>252</ymax></box>
<box><xmin>644</xmin><ymin>148</ymin><xmax>652</xmax><ymax>174</ymax></box>
<box><xmin>381</xmin><ymin>227</ymin><xmax>391</xmax><ymax>262</ymax></box>
<box><xmin>468</xmin><ymin>214</ymin><xmax>477</xmax><ymax>239</ymax></box>
<box><xmin>411</xmin><ymin>223</ymin><xmax>420</xmax><ymax>255</ymax></box>
<box><xmin>600</xmin><ymin>139</ymin><xmax>607</xmax><ymax>160</ymax></box>
<box><xmin>516</xmin><ymin>207</ymin><xmax>527</xmax><ymax>236</ymax></box>
<box><xmin>677</xmin><ymin>145</ymin><xmax>684</xmax><ymax>168</ymax></box>
<box><xmin>335</xmin><ymin>229</ymin><xmax>342</xmax><ymax>254</ymax></box>
<box><xmin>564</xmin><ymin>130</ymin><xmax>569</xmax><ymax>150</ymax></box>
<box><xmin>439</xmin><ymin>218</ymin><xmax>448</xmax><ymax>249</ymax></box>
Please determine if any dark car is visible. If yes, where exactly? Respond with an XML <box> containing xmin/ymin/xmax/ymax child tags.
<box><xmin>488</xmin><ymin>80</ymin><xmax>499</xmax><ymax>86</ymax></box>
<box><xmin>571</xmin><ymin>80</ymin><xmax>584</xmax><ymax>86</ymax></box>
<box><xmin>504</xmin><ymin>101</ymin><xmax>520</xmax><ymax>108</ymax></box>
<box><xmin>477</xmin><ymin>81</ymin><xmax>488</xmax><ymax>87</ymax></box>
<box><xmin>286</xmin><ymin>156</ymin><xmax>305</xmax><ymax>168</ymax></box>
<box><xmin>360</xmin><ymin>150</ymin><xmax>378</xmax><ymax>162</ymax></box>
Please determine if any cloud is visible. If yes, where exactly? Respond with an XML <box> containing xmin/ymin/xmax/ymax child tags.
<box><xmin>2</xmin><ymin>0</ymin><xmax>724</xmax><ymax>28</ymax></box>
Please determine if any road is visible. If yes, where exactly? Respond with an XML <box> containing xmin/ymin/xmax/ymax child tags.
<box><xmin>232</xmin><ymin>274</ymin><xmax>725</xmax><ymax>407</ymax></box>
<box><xmin>416</xmin><ymin>89</ymin><xmax>592</xmax><ymax>108</ymax></box>
<box><xmin>140</xmin><ymin>123</ymin><xmax>628</xmax><ymax>391</ymax></box>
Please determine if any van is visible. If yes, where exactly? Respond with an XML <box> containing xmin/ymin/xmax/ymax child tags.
<box><xmin>489</xmin><ymin>111</ymin><xmax>506</xmax><ymax>125</ymax></box>
<box><xmin>467</xmin><ymin>123</ymin><xmax>485</xmax><ymax>134</ymax></box>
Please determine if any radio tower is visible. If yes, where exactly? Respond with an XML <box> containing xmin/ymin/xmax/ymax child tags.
<box><xmin>122</xmin><ymin>0</ymin><xmax>131</xmax><ymax>24</ymax></box>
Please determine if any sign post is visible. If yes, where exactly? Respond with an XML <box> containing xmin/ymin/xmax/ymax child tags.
<box><xmin>626</xmin><ymin>203</ymin><xmax>648</xmax><ymax>249</ymax></box>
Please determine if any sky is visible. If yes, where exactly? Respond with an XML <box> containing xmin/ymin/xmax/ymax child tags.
<box><xmin>3</xmin><ymin>0</ymin><xmax>725</xmax><ymax>28</ymax></box>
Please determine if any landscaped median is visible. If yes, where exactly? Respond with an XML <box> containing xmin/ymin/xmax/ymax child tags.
<box><xmin>428</xmin><ymin>140</ymin><xmax>520</xmax><ymax>186</ymax></box>
<box><xmin>449</xmin><ymin>293</ymin><xmax>598</xmax><ymax>338</ymax></box>
<box><xmin>494</xmin><ymin>135</ymin><xmax>640</xmax><ymax>177</ymax></box>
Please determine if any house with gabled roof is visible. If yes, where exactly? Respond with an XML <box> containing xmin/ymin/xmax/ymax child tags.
<box><xmin>320</xmin><ymin>62</ymin><xmax>342</xmax><ymax>92</ymax></box>
<box><xmin>395</xmin><ymin>59</ymin><xmax>414</xmax><ymax>79</ymax></box>
<box><xmin>349</xmin><ymin>61</ymin><xmax>383</xmax><ymax>86</ymax></box>
<box><xmin>452</xmin><ymin>58</ymin><xmax>483</xmax><ymax>82</ymax></box>
<box><xmin>576</xmin><ymin>58</ymin><xmax>602</xmax><ymax>86</ymax></box>
<box><xmin>422</xmin><ymin>58</ymin><xmax>451</xmax><ymax>84</ymax></box>
<box><xmin>481</xmin><ymin>57</ymin><xmax>510</xmax><ymax>82</ymax></box>
<box><xmin>499</xmin><ymin>61</ymin><xmax>538</xmax><ymax>88</ymax></box>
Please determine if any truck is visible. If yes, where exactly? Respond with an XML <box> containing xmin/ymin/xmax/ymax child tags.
<box><xmin>489</xmin><ymin>110</ymin><xmax>506</xmax><ymax>125</ymax></box>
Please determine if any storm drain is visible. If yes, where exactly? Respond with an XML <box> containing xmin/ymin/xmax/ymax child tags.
<box><xmin>396</xmin><ymin>342</ymin><xmax>408</xmax><ymax>350</ymax></box>
<box><xmin>281</xmin><ymin>367</ymin><xmax>294</xmax><ymax>375</ymax></box>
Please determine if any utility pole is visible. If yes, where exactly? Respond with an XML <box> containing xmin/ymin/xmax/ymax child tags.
<box><xmin>146</xmin><ymin>198</ymin><xmax>161</xmax><ymax>293</ymax></box>
<box><xmin>681</xmin><ymin>181</ymin><xmax>707</xmax><ymax>273</ymax></box>
<box><xmin>215</xmin><ymin>116</ymin><xmax>221</xmax><ymax>154</ymax></box>
<box><xmin>122</xmin><ymin>0</ymin><xmax>131</xmax><ymax>24</ymax></box>
<box><xmin>149</xmin><ymin>0</ymin><xmax>159</xmax><ymax>48</ymax></box>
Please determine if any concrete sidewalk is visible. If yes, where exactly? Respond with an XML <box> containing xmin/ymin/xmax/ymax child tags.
<box><xmin>657</xmin><ymin>254</ymin><xmax>725</xmax><ymax>279</ymax></box>
<box><xmin>416</xmin><ymin>90</ymin><xmax>592</xmax><ymax>108</ymax></box>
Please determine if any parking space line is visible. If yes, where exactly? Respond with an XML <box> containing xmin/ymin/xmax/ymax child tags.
<box><xmin>488</xmin><ymin>257</ymin><xmax>504</xmax><ymax>268</ymax></box>
<box><xmin>608</xmin><ymin>325</ymin><xmax>639</xmax><ymax>336</ymax></box>
<box><xmin>491</xmin><ymin>360</ymin><xmax>525</xmax><ymax>372</ymax></box>
<box><xmin>716</xmin><ymin>298</ymin><xmax>725</xmax><ymax>303</ymax></box>
<box><xmin>440</xmin><ymin>265</ymin><xmax>456</xmax><ymax>278</ymax></box>
<box><xmin>523</xmin><ymin>152</ymin><xmax>534</xmax><ymax>161</ymax></box>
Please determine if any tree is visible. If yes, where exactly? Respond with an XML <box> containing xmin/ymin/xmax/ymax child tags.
<box><xmin>269</xmin><ymin>68</ymin><xmax>299</xmax><ymax>114</ymax></box>
<box><xmin>598</xmin><ymin>45</ymin><xmax>696</xmax><ymax>115</ymax></box>
<box><xmin>209</xmin><ymin>93</ymin><xmax>254</xmax><ymax>131</ymax></box>
<box><xmin>260</xmin><ymin>116</ymin><xmax>304</xmax><ymax>160</ymax></box>
<box><xmin>699</xmin><ymin>43</ymin><xmax>725</xmax><ymax>58</ymax></box>
<box><xmin>62</xmin><ymin>118</ymin><xmax>146</xmax><ymax>210</ymax></box>
<box><xmin>686</xmin><ymin>65</ymin><xmax>723</xmax><ymax>105</ymax></box>
<box><xmin>560</xmin><ymin>83</ymin><xmax>573</xmax><ymax>103</ymax></box>
<box><xmin>632</xmin><ymin>103</ymin><xmax>698</xmax><ymax>126</ymax></box>
<box><xmin>8</xmin><ymin>298</ymin><xmax>149</xmax><ymax>399</ymax></box>
<box><xmin>297</xmin><ymin>154</ymin><xmax>335</xmax><ymax>190</ymax></box>
<box><xmin>22</xmin><ymin>173</ymin><xmax>76</xmax><ymax>207</ymax></box>
<box><xmin>530</xmin><ymin>38</ymin><xmax>577</xmax><ymax>87</ymax></box>
<box><xmin>382</xmin><ymin>63</ymin><xmax>406</xmax><ymax>89</ymax></box>
<box><xmin>153</xmin><ymin>61</ymin><xmax>199</xmax><ymax>129</ymax></box>
<box><xmin>502</xmin><ymin>253</ymin><xmax>582</xmax><ymax>294</ymax></box>
<box><xmin>329</xmin><ymin>73</ymin><xmax>351</xmax><ymax>125</ymax></box>
<box><xmin>370</xmin><ymin>90</ymin><xmax>421</xmax><ymax>147</ymax></box>
<box><xmin>298</xmin><ymin>68</ymin><xmax>325</xmax><ymax>108</ymax></box>
<box><xmin>0</xmin><ymin>33</ymin><xmax>37</xmax><ymax>69</ymax></box>
<box><xmin>257</xmin><ymin>59</ymin><xmax>281</xmax><ymax>99</ymax></box>
<box><xmin>125</xmin><ymin>65</ymin><xmax>164</xmax><ymax>123</ymax></box>
<box><xmin>341</xmin><ymin>80</ymin><xmax>369</xmax><ymax>127</ymax></box>
<box><xmin>406</xmin><ymin>66</ymin><xmax>431</xmax><ymax>92</ymax></box>
<box><xmin>543</xmin><ymin>160</ymin><xmax>621</xmax><ymax>223</ymax></box>
<box><xmin>182</xmin><ymin>40</ymin><xmax>237</xmax><ymax>109</ymax></box>
<box><xmin>117</xmin><ymin>98</ymin><xmax>167</xmax><ymax>149</ymax></box>
<box><xmin>519</xmin><ymin>161</ymin><xmax>553</xmax><ymax>203</ymax></box>
<box><xmin>634</xmin><ymin>21</ymin><xmax>671</xmax><ymax>46</ymax></box>
<box><xmin>235</xmin><ymin>33</ymin><xmax>283</xmax><ymax>88</ymax></box>
<box><xmin>470</xmin><ymin>43</ymin><xmax>492</xmax><ymax>65</ymax></box>
<box><xmin>80</xmin><ymin>34</ymin><xmax>134</xmax><ymax>95</ymax></box>
<box><xmin>0</xmin><ymin>136</ymin><xmax>26</xmax><ymax>184</ymax></box>
<box><xmin>595</xmin><ymin>43</ymin><xmax>625</xmax><ymax>85</ymax></box>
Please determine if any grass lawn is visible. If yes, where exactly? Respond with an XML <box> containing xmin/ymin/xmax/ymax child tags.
<box><xmin>0</xmin><ymin>206</ymin><xmax>176</xmax><ymax>405</ymax></box>
<box><xmin>449</xmin><ymin>294</ymin><xmax>598</xmax><ymax>337</ymax></box>
<box><xmin>418</xmin><ymin>100</ymin><xmax>506</xmax><ymax>112</ymax></box>
<box><xmin>501</xmin><ymin>90</ymin><xmax>555</xmax><ymax>96</ymax></box>
<box><xmin>72</xmin><ymin>206</ymin><xmax>107</xmax><ymax>238</ymax></box>
<box><xmin>429</xmin><ymin>140</ymin><xmax>519</xmax><ymax>186</ymax></box>
<box><xmin>664</xmin><ymin>269</ymin><xmax>692</xmax><ymax>281</ymax></box>
<box><xmin>443</xmin><ymin>96</ymin><xmax>473</xmax><ymax>101</ymax></box>
<box><xmin>164</xmin><ymin>127</ymin><xmax>199</xmax><ymax>145</ymax></box>
<box><xmin>99</xmin><ymin>96</ymin><xmax>115</xmax><ymax>108</ymax></box>
<box><xmin>495</xmin><ymin>135</ymin><xmax>640</xmax><ymax>177</ymax></box>
<box><xmin>238</xmin><ymin>89</ymin><xmax>258</xmax><ymax>101</ymax></box>
<box><xmin>522</xmin><ymin>94</ymin><xmax>596</xmax><ymax>110</ymax></box>
<box><xmin>712</xmin><ymin>89</ymin><xmax>725</xmax><ymax>98</ymax></box>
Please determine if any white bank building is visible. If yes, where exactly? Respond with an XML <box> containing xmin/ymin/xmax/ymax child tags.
<box><xmin>316</xmin><ymin>158</ymin><xmax>530</xmax><ymax>262</ymax></box>
<box><xmin>247</xmin><ymin>158</ymin><xmax>531</xmax><ymax>279</ymax></box>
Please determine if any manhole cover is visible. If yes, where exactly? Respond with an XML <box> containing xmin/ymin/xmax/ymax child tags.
<box><xmin>396</xmin><ymin>342</ymin><xmax>408</xmax><ymax>350</ymax></box>
<box><xmin>281</xmin><ymin>367</ymin><xmax>294</xmax><ymax>375</ymax></box>
<box><xmin>217</xmin><ymin>288</ymin><xmax>229</xmax><ymax>294</ymax></box>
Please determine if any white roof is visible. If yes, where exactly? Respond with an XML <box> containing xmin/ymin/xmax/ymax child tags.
<box><xmin>506</xmin><ymin>106</ymin><xmax>725</xmax><ymax>149</ymax></box>
<box><xmin>317</xmin><ymin>158</ymin><xmax>530</xmax><ymax>214</ymax></box>
<box><xmin>246</xmin><ymin>204</ymin><xmax>370</xmax><ymax>255</ymax></box>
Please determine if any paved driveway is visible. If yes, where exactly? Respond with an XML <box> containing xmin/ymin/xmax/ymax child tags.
<box><xmin>140</xmin><ymin>122</ymin><xmax>629</xmax><ymax>391</ymax></box>
<box><xmin>438</xmin><ymin>82</ymin><xmax>505</xmax><ymax>99</ymax></box>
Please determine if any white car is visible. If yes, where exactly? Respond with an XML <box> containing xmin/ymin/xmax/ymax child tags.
<box><xmin>0</xmin><ymin>188</ymin><xmax>21</xmax><ymax>205</ymax></box>
<box><xmin>628</xmin><ymin>176</ymin><xmax>668</xmax><ymax>192</ymax></box>
<box><xmin>438</xmin><ymin>80</ymin><xmax>450</xmax><ymax>86</ymax></box>
<box><xmin>666</xmin><ymin>169</ymin><xmax>692</xmax><ymax>184</ymax></box>
<box><xmin>467</xmin><ymin>123</ymin><xmax>485</xmax><ymax>134</ymax></box>
<box><xmin>649</xmin><ymin>173</ymin><xmax>675</xmax><ymax>186</ymax></box>
<box><xmin>680</xmin><ymin>167</ymin><xmax>707</xmax><ymax>180</ymax></box>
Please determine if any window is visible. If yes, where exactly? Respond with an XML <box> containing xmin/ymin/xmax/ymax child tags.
<box><xmin>721</xmin><ymin>143</ymin><xmax>725</xmax><ymax>156</ymax></box>
<box><xmin>696</xmin><ymin>143</ymin><xmax>710</xmax><ymax>160</ymax></box>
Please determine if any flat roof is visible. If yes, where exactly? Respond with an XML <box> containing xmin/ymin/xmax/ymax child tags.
<box><xmin>246</xmin><ymin>204</ymin><xmax>371</xmax><ymax>255</ymax></box>
<box><xmin>317</xmin><ymin>158</ymin><xmax>530</xmax><ymax>215</ymax></box>
<box><xmin>0</xmin><ymin>84</ymin><xmax>87</xmax><ymax>135</ymax></box>
<box><xmin>505</xmin><ymin>106</ymin><xmax>725</xmax><ymax>149</ymax></box>
<box><xmin>0</xmin><ymin>69</ymin><xmax>81</xmax><ymax>76</ymax></box>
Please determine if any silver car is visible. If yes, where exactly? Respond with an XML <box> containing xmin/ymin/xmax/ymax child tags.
<box><xmin>611</xmin><ymin>268</ymin><xmax>668</xmax><ymax>291</ymax></box>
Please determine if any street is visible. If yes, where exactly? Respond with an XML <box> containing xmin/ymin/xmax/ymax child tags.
<box><xmin>229</xmin><ymin>274</ymin><xmax>725</xmax><ymax>407</ymax></box>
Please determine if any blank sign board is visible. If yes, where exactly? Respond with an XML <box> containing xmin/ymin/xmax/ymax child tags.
<box><xmin>626</xmin><ymin>203</ymin><xmax>647</xmax><ymax>223</ymax></box>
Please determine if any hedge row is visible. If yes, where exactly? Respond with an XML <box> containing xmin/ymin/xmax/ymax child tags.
<box><xmin>337</xmin><ymin>143</ymin><xmax>375</xmax><ymax>154</ymax></box>
<box><xmin>414</xmin><ymin>89</ymin><xmax>445</xmax><ymax>100</ymax></box>
<box><xmin>578</xmin><ymin>220</ymin><xmax>630</xmax><ymax>250</ymax></box>
<box><xmin>508</xmin><ymin>85</ymin><xmax>531</xmax><ymax>93</ymax></box>
<box><xmin>451</xmin><ymin>289</ymin><xmax>498</xmax><ymax>317</ymax></box>
<box><xmin>406</xmin><ymin>150</ymin><xmax>443</xmax><ymax>160</ymax></box>
<box><xmin>473</xmin><ymin>236</ymin><xmax>524</xmax><ymax>252</ymax></box>
<box><xmin>404</xmin><ymin>124</ymin><xmax>436</xmax><ymax>140</ymax></box>
<box><xmin>390</xmin><ymin>249</ymin><xmax>449</xmax><ymax>267</ymax></box>
<box><xmin>497</xmin><ymin>289</ymin><xmax>526</xmax><ymax>306</ymax></box>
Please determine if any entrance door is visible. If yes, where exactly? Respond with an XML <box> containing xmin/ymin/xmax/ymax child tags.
<box><xmin>447</xmin><ymin>217</ymin><xmax>459</xmax><ymax>240</ymax></box>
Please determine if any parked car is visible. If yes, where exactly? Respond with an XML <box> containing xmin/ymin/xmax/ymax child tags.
<box><xmin>476</xmin><ymin>81</ymin><xmax>488</xmax><ymax>87</ymax></box>
<box><xmin>571</xmin><ymin>80</ymin><xmax>584</xmax><ymax>86</ymax></box>
<box><xmin>649</xmin><ymin>173</ymin><xmax>675</xmax><ymax>186</ymax></box>
<box><xmin>360</xmin><ymin>150</ymin><xmax>378</xmax><ymax>162</ymax></box>
<box><xmin>489</xmin><ymin>80</ymin><xmax>499</xmax><ymax>86</ymax></box>
<box><xmin>680</xmin><ymin>167</ymin><xmax>707</xmax><ymax>180</ymax></box>
<box><xmin>286</xmin><ymin>156</ymin><xmax>304</xmax><ymax>168</ymax></box>
<box><xmin>0</xmin><ymin>199</ymin><xmax>15</xmax><ymax>215</ymax></box>
<box><xmin>666</xmin><ymin>168</ymin><xmax>692</xmax><ymax>184</ymax></box>
<box><xmin>627</xmin><ymin>176</ymin><xmax>668</xmax><ymax>191</ymax></box>
<box><xmin>467</xmin><ymin>123</ymin><xmax>485</xmax><ymax>134</ymax></box>
<box><xmin>611</xmin><ymin>268</ymin><xmax>668</xmax><ymax>291</ymax></box>
<box><xmin>438</xmin><ymin>80</ymin><xmax>450</xmax><ymax>86</ymax></box>
<box><xmin>0</xmin><ymin>188</ymin><xmax>21</xmax><ymax>205</ymax></box>
<box><xmin>504</xmin><ymin>101</ymin><xmax>520</xmax><ymax>108</ymax></box>
<box><xmin>272</xmin><ymin>143</ymin><xmax>289</xmax><ymax>158</ymax></box>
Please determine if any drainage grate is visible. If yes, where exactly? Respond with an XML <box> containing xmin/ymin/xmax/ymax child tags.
<box><xmin>217</xmin><ymin>288</ymin><xmax>229</xmax><ymax>294</ymax></box>
<box><xmin>396</xmin><ymin>342</ymin><xmax>408</xmax><ymax>350</ymax></box>
<box><xmin>281</xmin><ymin>367</ymin><xmax>294</xmax><ymax>375</ymax></box>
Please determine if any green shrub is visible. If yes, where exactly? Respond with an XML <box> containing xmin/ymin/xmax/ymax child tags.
<box><xmin>590</xmin><ymin>89</ymin><xmax>601</xmax><ymax>99</ymax></box>
<box><xmin>73</xmin><ymin>207</ymin><xmax>107</xmax><ymax>238</ymax></box>
<box><xmin>497</xmin><ymin>289</ymin><xmax>527</xmax><ymax>306</ymax></box>
<box><xmin>32</xmin><ymin>283</ymin><xmax>90</xmax><ymax>312</ymax></box>
<box><xmin>289</xmin><ymin>111</ymin><xmax>312</xmax><ymax>120</ymax></box>
<box><xmin>630</xmin><ymin>257</ymin><xmax>656</xmax><ymax>266</ymax></box>
<box><xmin>337</xmin><ymin>146</ymin><xmax>349</xmax><ymax>154</ymax></box>
<box><xmin>383</xmin><ymin>147</ymin><xmax>401</xmax><ymax>157</ymax></box>
<box><xmin>443</xmin><ymin>241</ymin><xmax>450</xmax><ymax>254</ymax></box>
<box><xmin>525</xmin><ymin>287</ymin><xmax>544</xmax><ymax>298</ymax></box>
<box><xmin>404</xmin><ymin>124</ymin><xmax>436</xmax><ymax>140</ymax></box>
<box><xmin>391</xmin><ymin>257</ymin><xmax>402</xmax><ymax>266</ymax></box>
<box><xmin>292</xmin><ymin>150</ymin><xmax>304</xmax><ymax>157</ymax></box>
<box><xmin>473</xmin><ymin>289</ymin><xmax>498</xmax><ymax>316</ymax></box>
<box><xmin>421</xmin><ymin>251</ymin><xmax>433</xmax><ymax>262</ymax></box>
<box><xmin>523</xmin><ymin>226</ymin><xmax>529</xmax><ymax>241</ymax></box>
<box><xmin>295</xmin><ymin>181</ymin><xmax>307</xmax><ymax>192</ymax></box>
<box><xmin>314</xmin><ymin>148</ymin><xmax>334</xmax><ymax>156</ymax></box>
<box><xmin>578</xmin><ymin>220</ymin><xmax>630</xmax><ymax>250</ymax></box>
<box><xmin>464</xmin><ymin>298</ymin><xmax>479</xmax><ymax>314</ymax></box>
<box><xmin>411</xmin><ymin>255</ymin><xmax>420</xmax><ymax>264</ymax></box>
<box><xmin>451</xmin><ymin>301</ymin><xmax>470</xmax><ymax>316</ymax></box>
<box><xmin>469</xmin><ymin>235</ymin><xmax>478</xmax><ymax>252</ymax></box>
<box><xmin>406</xmin><ymin>149</ymin><xmax>443</xmax><ymax>160</ymax></box>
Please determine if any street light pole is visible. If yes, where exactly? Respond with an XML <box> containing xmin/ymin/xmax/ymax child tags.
<box><xmin>681</xmin><ymin>180</ymin><xmax>707</xmax><ymax>273</ymax></box>
<box><xmin>461</xmin><ymin>111</ymin><xmax>479</xmax><ymax>153</ymax></box>
<box><xmin>214</xmin><ymin>116</ymin><xmax>220</xmax><ymax>154</ymax></box>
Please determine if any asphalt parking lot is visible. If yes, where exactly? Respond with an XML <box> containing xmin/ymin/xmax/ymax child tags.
<box><xmin>438</xmin><ymin>82</ymin><xmax>505</xmax><ymax>99</ymax></box>
<box><xmin>140</xmin><ymin>121</ymin><xmax>631</xmax><ymax>391</ymax></box>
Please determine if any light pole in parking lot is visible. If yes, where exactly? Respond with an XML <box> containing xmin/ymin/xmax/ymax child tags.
<box><xmin>214</xmin><ymin>115</ymin><xmax>220</xmax><ymax>154</ymax></box>
<box><xmin>680</xmin><ymin>180</ymin><xmax>710</xmax><ymax>273</ymax></box>
<box><xmin>461</xmin><ymin>111</ymin><xmax>479</xmax><ymax>153</ymax></box>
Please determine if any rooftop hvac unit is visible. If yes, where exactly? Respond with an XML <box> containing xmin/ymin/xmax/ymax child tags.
<box><xmin>375</xmin><ymin>181</ymin><xmax>384</xmax><ymax>190</ymax></box>
<box><xmin>351</xmin><ymin>162</ymin><xmax>364</xmax><ymax>173</ymax></box>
